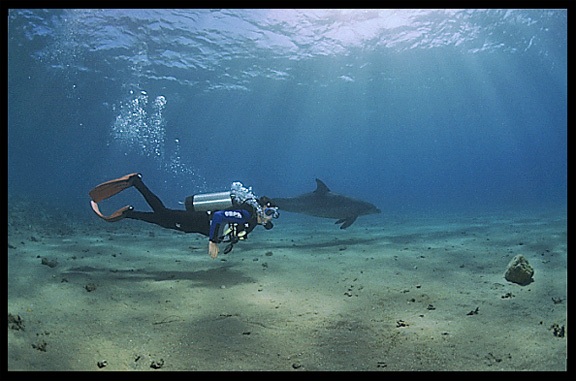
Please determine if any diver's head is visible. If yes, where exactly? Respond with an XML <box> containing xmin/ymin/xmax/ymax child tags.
<box><xmin>257</xmin><ymin>196</ymin><xmax>279</xmax><ymax>228</ymax></box>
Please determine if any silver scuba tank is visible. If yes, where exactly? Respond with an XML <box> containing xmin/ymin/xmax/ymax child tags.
<box><xmin>185</xmin><ymin>191</ymin><xmax>233</xmax><ymax>212</ymax></box>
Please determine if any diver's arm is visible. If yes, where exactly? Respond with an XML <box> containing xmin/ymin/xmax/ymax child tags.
<box><xmin>209</xmin><ymin>241</ymin><xmax>219</xmax><ymax>258</ymax></box>
<box><xmin>208</xmin><ymin>210</ymin><xmax>251</xmax><ymax>258</ymax></box>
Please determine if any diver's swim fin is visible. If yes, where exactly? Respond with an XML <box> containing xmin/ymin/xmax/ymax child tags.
<box><xmin>90</xmin><ymin>201</ymin><xmax>133</xmax><ymax>222</ymax></box>
<box><xmin>89</xmin><ymin>173</ymin><xmax>140</xmax><ymax>202</ymax></box>
<box><xmin>89</xmin><ymin>173</ymin><xmax>140</xmax><ymax>222</ymax></box>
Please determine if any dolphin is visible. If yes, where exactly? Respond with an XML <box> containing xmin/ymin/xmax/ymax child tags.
<box><xmin>272</xmin><ymin>179</ymin><xmax>381</xmax><ymax>229</ymax></box>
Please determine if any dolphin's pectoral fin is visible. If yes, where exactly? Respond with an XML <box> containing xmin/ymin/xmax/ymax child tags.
<box><xmin>338</xmin><ymin>216</ymin><xmax>358</xmax><ymax>229</ymax></box>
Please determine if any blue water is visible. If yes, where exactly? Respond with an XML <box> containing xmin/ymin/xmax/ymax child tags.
<box><xmin>8</xmin><ymin>9</ymin><xmax>567</xmax><ymax>217</ymax></box>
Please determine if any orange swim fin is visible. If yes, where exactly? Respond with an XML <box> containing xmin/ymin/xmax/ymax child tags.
<box><xmin>89</xmin><ymin>173</ymin><xmax>140</xmax><ymax>222</ymax></box>
<box><xmin>89</xmin><ymin>173</ymin><xmax>140</xmax><ymax>202</ymax></box>
<box><xmin>90</xmin><ymin>201</ymin><xmax>133</xmax><ymax>222</ymax></box>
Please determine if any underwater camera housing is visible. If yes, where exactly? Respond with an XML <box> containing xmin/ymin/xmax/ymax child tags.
<box><xmin>185</xmin><ymin>191</ymin><xmax>233</xmax><ymax>212</ymax></box>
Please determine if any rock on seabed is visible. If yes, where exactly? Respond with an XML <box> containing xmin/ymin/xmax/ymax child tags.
<box><xmin>504</xmin><ymin>254</ymin><xmax>534</xmax><ymax>286</ymax></box>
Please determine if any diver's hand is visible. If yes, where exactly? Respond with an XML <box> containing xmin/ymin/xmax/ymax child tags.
<box><xmin>209</xmin><ymin>241</ymin><xmax>219</xmax><ymax>259</ymax></box>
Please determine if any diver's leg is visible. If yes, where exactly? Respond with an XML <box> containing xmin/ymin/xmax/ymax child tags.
<box><xmin>125</xmin><ymin>209</ymin><xmax>210</xmax><ymax>234</ymax></box>
<box><xmin>89</xmin><ymin>173</ymin><xmax>166</xmax><ymax>222</ymax></box>
<box><xmin>131</xmin><ymin>175</ymin><xmax>167</xmax><ymax>212</ymax></box>
<box><xmin>124</xmin><ymin>210</ymin><xmax>172</xmax><ymax>228</ymax></box>
<box><xmin>127</xmin><ymin>177</ymin><xmax>211</xmax><ymax>234</ymax></box>
<box><xmin>89</xmin><ymin>174</ymin><xmax>205</xmax><ymax>233</ymax></box>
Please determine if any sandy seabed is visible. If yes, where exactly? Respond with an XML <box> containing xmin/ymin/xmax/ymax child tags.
<box><xmin>7</xmin><ymin>201</ymin><xmax>568</xmax><ymax>371</ymax></box>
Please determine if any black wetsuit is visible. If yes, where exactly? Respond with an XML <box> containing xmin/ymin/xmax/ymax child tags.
<box><xmin>125</xmin><ymin>177</ymin><xmax>258</xmax><ymax>241</ymax></box>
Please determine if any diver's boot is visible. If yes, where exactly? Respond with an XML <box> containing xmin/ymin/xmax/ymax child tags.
<box><xmin>89</xmin><ymin>173</ymin><xmax>140</xmax><ymax>222</ymax></box>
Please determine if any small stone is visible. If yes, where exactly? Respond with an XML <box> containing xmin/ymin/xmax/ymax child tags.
<box><xmin>551</xmin><ymin>324</ymin><xmax>565</xmax><ymax>338</ymax></box>
<box><xmin>150</xmin><ymin>358</ymin><xmax>164</xmax><ymax>369</ymax></box>
<box><xmin>504</xmin><ymin>255</ymin><xmax>534</xmax><ymax>286</ymax></box>
<box><xmin>41</xmin><ymin>257</ymin><xmax>58</xmax><ymax>268</ymax></box>
<box><xmin>85</xmin><ymin>283</ymin><xmax>97</xmax><ymax>292</ymax></box>
<box><xmin>97</xmin><ymin>360</ymin><xmax>108</xmax><ymax>368</ymax></box>
<box><xmin>466</xmin><ymin>307</ymin><xmax>479</xmax><ymax>316</ymax></box>
<box><xmin>8</xmin><ymin>313</ymin><xmax>24</xmax><ymax>331</ymax></box>
<box><xmin>396</xmin><ymin>320</ymin><xmax>408</xmax><ymax>328</ymax></box>
<box><xmin>32</xmin><ymin>340</ymin><xmax>47</xmax><ymax>352</ymax></box>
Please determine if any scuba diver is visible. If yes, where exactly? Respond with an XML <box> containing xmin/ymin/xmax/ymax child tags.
<box><xmin>88</xmin><ymin>173</ymin><xmax>279</xmax><ymax>258</ymax></box>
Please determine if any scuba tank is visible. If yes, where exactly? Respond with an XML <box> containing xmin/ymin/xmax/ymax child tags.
<box><xmin>185</xmin><ymin>191</ymin><xmax>233</xmax><ymax>212</ymax></box>
<box><xmin>185</xmin><ymin>182</ymin><xmax>257</xmax><ymax>213</ymax></box>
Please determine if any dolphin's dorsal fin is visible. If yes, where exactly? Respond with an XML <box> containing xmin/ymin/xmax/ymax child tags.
<box><xmin>314</xmin><ymin>179</ymin><xmax>331</xmax><ymax>194</ymax></box>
